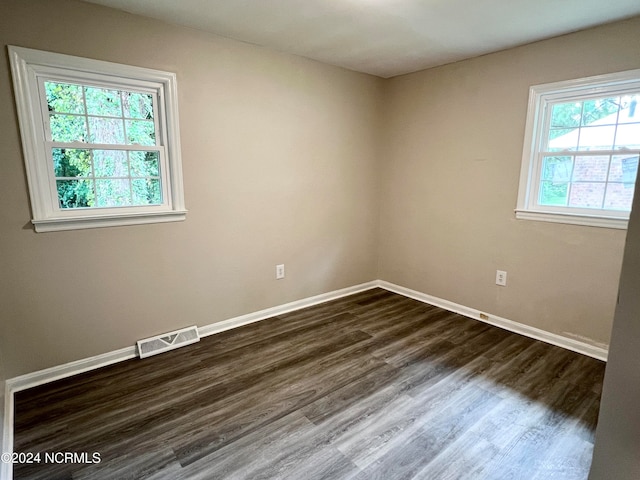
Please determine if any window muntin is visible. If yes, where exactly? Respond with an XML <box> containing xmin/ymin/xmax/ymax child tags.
<box><xmin>9</xmin><ymin>46</ymin><xmax>186</xmax><ymax>232</ymax></box>
<box><xmin>517</xmin><ymin>71</ymin><xmax>640</xmax><ymax>229</ymax></box>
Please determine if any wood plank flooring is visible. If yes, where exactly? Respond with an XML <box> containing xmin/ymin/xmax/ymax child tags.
<box><xmin>12</xmin><ymin>288</ymin><xmax>605</xmax><ymax>480</ymax></box>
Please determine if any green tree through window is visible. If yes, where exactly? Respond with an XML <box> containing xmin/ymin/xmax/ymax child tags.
<box><xmin>46</xmin><ymin>81</ymin><xmax>162</xmax><ymax>209</ymax></box>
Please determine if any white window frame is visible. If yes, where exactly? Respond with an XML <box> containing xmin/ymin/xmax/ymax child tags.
<box><xmin>9</xmin><ymin>46</ymin><xmax>187</xmax><ymax>232</ymax></box>
<box><xmin>516</xmin><ymin>69</ymin><xmax>640</xmax><ymax>230</ymax></box>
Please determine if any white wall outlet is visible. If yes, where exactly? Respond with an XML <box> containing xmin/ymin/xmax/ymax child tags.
<box><xmin>276</xmin><ymin>264</ymin><xmax>285</xmax><ymax>280</ymax></box>
<box><xmin>496</xmin><ymin>270</ymin><xmax>507</xmax><ymax>286</ymax></box>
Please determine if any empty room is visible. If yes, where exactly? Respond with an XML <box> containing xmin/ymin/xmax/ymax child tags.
<box><xmin>1</xmin><ymin>0</ymin><xmax>640</xmax><ymax>478</ymax></box>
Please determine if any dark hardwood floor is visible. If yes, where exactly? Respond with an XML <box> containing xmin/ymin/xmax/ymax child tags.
<box><xmin>13</xmin><ymin>288</ymin><xmax>605</xmax><ymax>479</ymax></box>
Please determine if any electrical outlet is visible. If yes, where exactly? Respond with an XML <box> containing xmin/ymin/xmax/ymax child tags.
<box><xmin>496</xmin><ymin>270</ymin><xmax>507</xmax><ymax>286</ymax></box>
<box><xmin>276</xmin><ymin>264</ymin><xmax>285</xmax><ymax>280</ymax></box>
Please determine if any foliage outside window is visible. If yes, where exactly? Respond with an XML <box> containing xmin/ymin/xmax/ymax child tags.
<box><xmin>9</xmin><ymin>46</ymin><xmax>186</xmax><ymax>232</ymax></box>
<box><xmin>516</xmin><ymin>70</ymin><xmax>640</xmax><ymax>229</ymax></box>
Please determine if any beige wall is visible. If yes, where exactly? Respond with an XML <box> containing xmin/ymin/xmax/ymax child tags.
<box><xmin>378</xmin><ymin>17</ymin><xmax>640</xmax><ymax>348</ymax></box>
<box><xmin>0</xmin><ymin>0</ymin><xmax>384</xmax><ymax>378</ymax></box>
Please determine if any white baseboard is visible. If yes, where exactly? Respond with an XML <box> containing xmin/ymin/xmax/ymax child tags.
<box><xmin>198</xmin><ymin>281</ymin><xmax>379</xmax><ymax>337</ymax></box>
<box><xmin>7</xmin><ymin>281</ymin><xmax>379</xmax><ymax>395</ymax></box>
<box><xmin>1</xmin><ymin>382</ymin><xmax>11</xmax><ymax>480</ymax></box>
<box><xmin>2</xmin><ymin>346</ymin><xmax>138</xmax><ymax>480</ymax></box>
<box><xmin>7</xmin><ymin>346</ymin><xmax>137</xmax><ymax>395</ymax></box>
<box><xmin>0</xmin><ymin>278</ymin><xmax>607</xmax><ymax>480</ymax></box>
<box><xmin>378</xmin><ymin>280</ymin><xmax>608</xmax><ymax>362</ymax></box>
<box><xmin>0</xmin><ymin>280</ymin><xmax>380</xmax><ymax>480</ymax></box>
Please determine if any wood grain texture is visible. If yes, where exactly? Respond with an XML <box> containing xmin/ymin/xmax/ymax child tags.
<box><xmin>12</xmin><ymin>289</ymin><xmax>605</xmax><ymax>479</ymax></box>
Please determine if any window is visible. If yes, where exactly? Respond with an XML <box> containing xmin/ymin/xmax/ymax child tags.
<box><xmin>516</xmin><ymin>70</ymin><xmax>640</xmax><ymax>229</ymax></box>
<box><xmin>9</xmin><ymin>46</ymin><xmax>186</xmax><ymax>232</ymax></box>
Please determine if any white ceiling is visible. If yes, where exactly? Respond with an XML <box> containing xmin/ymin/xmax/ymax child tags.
<box><xmin>82</xmin><ymin>0</ymin><xmax>640</xmax><ymax>78</ymax></box>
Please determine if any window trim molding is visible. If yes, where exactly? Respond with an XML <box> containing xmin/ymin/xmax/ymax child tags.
<box><xmin>514</xmin><ymin>209</ymin><xmax>628</xmax><ymax>230</ymax></box>
<box><xmin>516</xmin><ymin>69</ymin><xmax>640</xmax><ymax>229</ymax></box>
<box><xmin>8</xmin><ymin>45</ymin><xmax>187</xmax><ymax>232</ymax></box>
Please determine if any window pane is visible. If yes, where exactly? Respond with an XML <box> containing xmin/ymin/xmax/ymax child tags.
<box><xmin>572</xmin><ymin>155</ymin><xmax>609</xmax><ymax>182</ymax></box>
<box><xmin>614</xmin><ymin>123</ymin><xmax>640</xmax><ymax>150</ymax></box>
<box><xmin>132</xmin><ymin>178</ymin><xmax>162</xmax><ymax>205</ymax></box>
<box><xmin>88</xmin><ymin>117</ymin><xmax>125</xmax><ymax>144</ymax></box>
<box><xmin>581</xmin><ymin>97</ymin><xmax>620</xmax><ymax>126</ymax></box>
<box><xmin>52</xmin><ymin>148</ymin><xmax>91</xmax><ymax>177</ymax></box>
<box><xmin>550</xmin><ymin>102</ymin><xmax>582</xmax><ymax>128</ymax></box>
<box><xmin>540</xmin><ymin>182</ymin><xmax>569</xmax><ymax>206</ymax></box>
<box><xmin>130</xmin><ymin>151</ymin><xmax>159</xmax><ymax>176</ymax></box>
<box><xmin>85</xmin><ymin>87</ymin><xmax>122</xmax><ymax>117</ymax></box>
<box><xmin>93</xmin><ymin>150</ymin><xmax>128</xmax><ymax>177</ymax></box>
<box><xmin>126</xmin><ymin>120</ymin><xmax>156</xmax><ymax>146</ymax></box>
<box><xmin>57</xmin><ymin>179</ymin><xmax>94</xmax><ymax>208</ymax></box>
<box><xmin>45</xmin><ymin>82</ymin><xmax>84</xmax><ymax>114</ymax></box>
<box><xmin>547</xmin><ymin>128</ymin><xmax>578</xmax><ymax>151</ymax></box>
<box><xmin>604</xmin><ymin>183</ymin><xmax>636</xmax><ymax>211</ymax></box>
<box><xmin>609</xmin><ymin>155</ymin><xmax>639</xmax><ymax>182</ymax></box>
<box><xmin>618</xmin><ymin>95</ymin><xmax>639</xmax><ymax>124</ymax></box>
<box><xmin>95</xmin><ymin>179</ymin><xmax>131</xmax><ymax>207</ymax></box>
<box><xmin>123</xmin><ymin>92</ymin><xmax>154</xmax><ymax>119</ymax></box>
<box><xmin>568</xmin><ymin>183</ymin><xmax>605</xmax><ymax>208</ymax></box>
<box><xmin>50</xmin><ymin>114</ymin><xmax>87</xmax><ymax>142</ymax></box>
<box><xmin>577</xmin><ymin>125</ymin><xmax>616</xmax><ymax>151</ymax></box>
<box><xmin>541</xmin><ymin>156</ymin><xmax>572</xmax><ymax>181</ymax></box>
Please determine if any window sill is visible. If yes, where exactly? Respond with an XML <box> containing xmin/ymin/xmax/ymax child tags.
<box><xmin>515</xmin><ymin>209</ymin><xmax>628</xmax><ymax>230</ymax></box>
<box><xmin>32</xmin><ymin>210</ymin><xmax>187</xmax><ymax>233</ymax></box>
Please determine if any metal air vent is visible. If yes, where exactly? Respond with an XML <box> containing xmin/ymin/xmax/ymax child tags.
<box><xmin>137</xmin><ymin>325</ymin><xmax>200</xmax><ymax>359</ymax></box>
